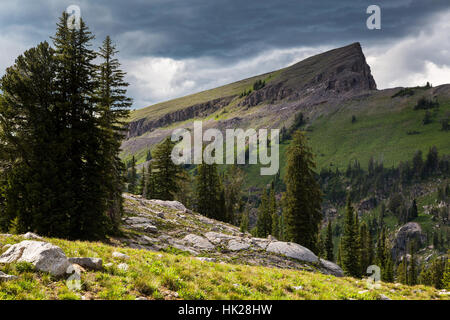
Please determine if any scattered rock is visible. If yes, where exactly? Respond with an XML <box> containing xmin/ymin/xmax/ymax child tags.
<box><xmin>117</xmin><ymin>263</ymin><xmax>129</xmax><ymax>271</ymax></box>
<box><xmin>143</xmin><ymin>224</ymin><xmax>158</xmax><ymax>233</ymax></box>
<box><xmin>68</xmin><ymin>257</ymin><xmax>103</xmax><ymax>271</ymax></box>
<box><xmin>68</xmin><ymin>263</ymin><xmax>86</xmax><ymax>274</ymax></box>
<box><xmin>0</xmin><ymin>240</ymin><xmax>70</xmax><ymax>276</ymax></box>
<box><xmin>0</xmin><ymin>234</ymin><xmax>13</xmax><ymax>238</ymax></box>
<box><xmin>112</xmin><ymin>251</ymin><xmax>130</xmax><ymax>260</ymax></box>
<box><xmin>196</xmin><ymin>257</ymin><xmax>216</xmax><ymax>262</ymax></box>
<box><xmin>266</xmin><ymin>241</ymin><xmax>319</xmax><ymax>263</ymax></box>
<box><xmin>205</xmin><ymin>232</ymin><xmax>234</xmax><ymax>244</ymax></box>
<box><xmin>319</xmin><ymin>259</ymin><xmax>344</xmax><ymax>277</ymax></box>
<box><xmin>136</xmin><ymin>235</ymin><xmax>158</xmax><ymax>245</ymax></box>
<box><xmin>157</xmin><ymin>212</ymin><xmax>165</xmax><ymax>218</ymax></box>
<box><xmin>104</xmin><ymin>263</ymin><xmax>113</xmax><ymax>268</ymax></box>
<box><xmin>358</xmin><ymin>290</ymin><xmax>369</xmax><ymax>294</ymax></box>
<box><xmin>379</xmin><ymin>294</ymin><xmax>391</xmax><ymax>300</ymax></box>
<box><xmin>183</xmin><ymin>234</ymin><xmax>215</xmax><ymax>250</ymax></box>
<box><xmin>135</xmin><ymin>296</ymin><xmax>148</xmax><ymax>300</ymax></box>
<box><xmin>293</xmin><ymin>285</ymin><xmax>303</xmax><ymax>290</ymax></box>
<box><xmin>227</xmin><ymin>239</ymin><xmax>250</xmax><ymax>251</ymax></box>
<box><xmin>250</xmin><ymin>238</ymin><xmax>271</xmax><ymax>250</ymax></box>
<box><xmin>148</xmin><ymin>199</ymin><xmax>187</xmax><ymax>212</ymax></box>
<box><xmin>438</xmin><ymin>290</ymin><xmax>450</xmax><ymax>295</ymax></box>
<box><xmin>22</xmin><ymin>232</ymin><xmax>43</xmax><ymax>240</ymax></box>
<box><xmin>0</xmin><ymin>271</ymin><xmax>18</xmax><ymax>282</ymax></box>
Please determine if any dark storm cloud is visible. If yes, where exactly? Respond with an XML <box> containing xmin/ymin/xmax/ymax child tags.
<box><xmin>1</xmin><ymin>0</ymin><xmax>449</xmax><ymax>61</ymax></box>
<box><xmin>91</xmin><ymin>0</ymin><xmax>450</xmax><ymax>61</ymax></box>
<box><xmin>1</xmin><ymin>0</ymin><xmax>449</xmax><ymax>107</ymax></box>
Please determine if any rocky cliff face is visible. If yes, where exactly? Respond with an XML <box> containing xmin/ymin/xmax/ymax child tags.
<box><xmin>239</xmin><ymin>42</ymin><xmax>376</xmax><ymax>108</ymax></box>
<box><xmin>127</xmin><ymin>95</ymin><xmax>235</xmax><ymax>138</ymax></box>
<box><xmin>391</xmin><ymin>222</ymin><xmax>427</xmax><ymax>260</ymax></box>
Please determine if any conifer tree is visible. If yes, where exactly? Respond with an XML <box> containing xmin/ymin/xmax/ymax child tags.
<box><xmin>271</xmin><ymin>212</ymin><xmax>280</xmax><ymax>239</ymax></box>
<box><xmin>128</xmin><ymin>156</ymin><xmax>137</xmax><ymax>194</ymax></box>
<box><xmin>382</xmin><ymin>244</ymin><xmax>395</xmax><ymax>282</ymax></box>
<box><xmin>283</xmin><ymin>130</ymin><xmax>322</xmax><ymax>252</ymax></box>
<box><xmin>397</xmin><ymin>257</ymin><xmax>408</xmax><ymax>284</ymax></box>
<box><xmin>222</xmin><ymin>165</ymin><xmax>244</xmax><ymax>223</ymax></box>
<box><xmin>268</xmin><ymin>184</ymin><xmax>276</xmax><ymax>235</ymax></box>
<box><xmin>376</xmin><ymin>227</ymin><xmax>386</xmax><ymax>267</ymax></box>
<box><xmin>195</xmin><ymin>159</ymin><xmax>225</xmax><ymax>221</ymax></box>
<box><xmin>408</xmin><ymin>241</ymin><xmax>417</xmax><ymax>285</ymax></box>
<box><xmin>443</xmin><ymin>254</ymin><xmax>450</xmax><ymax>290</ymax></box>
<box><xmin>325</xmin><ymin>221</ymin><xmax>334</xmax><ymax>261</ymax></box>
<box><xmin>358</xmin><ymin>222</ymin><xmax>370</xmax><ymax>275</ymax></box>
<box><xmin>367</xmin><ymin>229</ymin><xmax>375</xmax><ymax>266</ymax></box>
<box><xmin>341</xmin><ymin>197</ymin><xmax>360</xmax><ymax>277</ymax></box>
<box><xmin>152</xmin><ymin>138</ymin><xmax>183</xmax><ymax>200</ymax></box>
<box><xmin>96</xmin><ymin>35</ymin><xmax>132</xmax><ymax>229</ymax></box>
<box><xmin>145</xmin><ymin>161</ymin><xmax>156</xmax><ymax>199</ymax></box>
<box><xmin>337</xmin><ymin>238</ymin><xmax>343</xmax><ymax>267</ymax></box>
<box><xmin>317</xmin><ymin>235</ymin><xmax>325</xmax><ymax>258</ymax></box>
<box><xmin>256</xmin><ymin>189</ymin><xmax>270</xmax><ymax>237</ymax></box>
<box><xmin>240</xmin><ymin>208</ymin><xmax>249</xmax><ymax>233</ymax></box>
<box><xmin>410</xmin><ymin>199</ymin><xmax>418</xmax><ymax>220</ymax></box>
<box><xmin>139</xmin><ymin>167</ymin><xmax>147</xmax><ymax>197</ymax></box>
<box><xmin>0</xmin><ymin>13</ymin><xmax>130</xmax><ymax>239</ymax></box>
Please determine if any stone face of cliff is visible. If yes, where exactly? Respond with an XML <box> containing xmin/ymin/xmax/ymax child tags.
<box><xmin>127</xmin><ymin>96</ymin><xmax>234</xmax><ymax>138</ymax></box>
<box><xmin>124</xmin><ymin>42</ymin><xmax>377</xmax><ymax>141</ymax></box>
<box><xmin>238</xmin><ymin>42</ymin><xmax>376</xmax><ymax>108</ymax></box>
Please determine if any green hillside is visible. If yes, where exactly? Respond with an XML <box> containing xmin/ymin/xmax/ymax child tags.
<box><xmin>308</xmin><ymin>88</ymin><xmax>450</xmax><ymax>171</ymax></box>
<box><xmin>240</xmin><ymin>86</ymin><xmax>450</xmax><ymax>188</ymax></box>
<box><xmin>129</xmin><ymin>70</ymin><xmax>282</xmax><ymax>122</ymax></box>
<box><xmin>1</xmin><ymin>234</ymin><xmax>447</xmax><ymax>300</ymax></box>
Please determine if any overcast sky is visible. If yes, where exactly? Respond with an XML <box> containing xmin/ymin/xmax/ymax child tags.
<box><xmin>1</xmin><ymin>0</ymin><xmax>449</xmax><ymax>108</ymax></box>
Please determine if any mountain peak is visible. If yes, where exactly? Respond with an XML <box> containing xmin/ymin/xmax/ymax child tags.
<box><xmin>279</xmin><ymin>42</ymin><xmax>377</xmax><ymax>94</ymax></box>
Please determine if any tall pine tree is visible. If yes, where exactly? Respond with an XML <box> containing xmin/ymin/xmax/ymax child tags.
<box><xmin>341</xmin><ymin>197</ymin><xmax>360</xmax><ymax>277</ymax></box>
<box><xmin>283</xmin><ymin>130</ymin><xmax>322</xmax><ymax>252</ymax></box>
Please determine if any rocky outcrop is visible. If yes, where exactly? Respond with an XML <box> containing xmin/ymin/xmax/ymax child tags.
<box><xmin>127</xmin><ymin>96</ymin><xmax>235</xmax><ymax>138</ymax></box>
<box><xmin>266</xmin><ymin>241</ymin><xmax>318</xmax><ymax>264</ymax></box>
<box><xmin>391</xmin><ymin>222</ymin><xmax>426</xmax><ymax>260</ymax></box>
<box><xmin>319</xmin><ymin>259</ymin><xmax>344</xmax><ymax>277</ymax></box>
<box><xmin>120</xmin><ymin>194</ymin><xmax>344</xmax><ymax>277</ymax></box>
<box><xmin>182</xmin><ymin>234</ymin><xmax>215</xmax><ymax>250</ymax></box>
<box><xmin>0</xmin><ymin>240</ymin><xmax>70</xmax><ymax>276</ymax></box>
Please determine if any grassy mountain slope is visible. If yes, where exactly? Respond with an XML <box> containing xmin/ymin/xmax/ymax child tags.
<box><xmin>243</xmin><ymin>85</ymin><xmax>450</xmax><ymax>188</ymax></box>
<box><xmin>129</xmin><ymin>70</ymin><xmax>282</xmax><ymax>122</ymax></box>
<box><xmin>122</xmin><ymin>42</ymin><xmax>376</xmax><ymax>162</ymax></box>
<box><xmin>122</xmin><ymin>43</ymin><xmax>449</xmax><ymax>180</ymax></box>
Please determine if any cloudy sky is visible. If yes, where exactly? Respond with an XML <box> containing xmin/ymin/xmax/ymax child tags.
<box><xmin>1</xmin><ymin>0</ymin><xmax>449</xmax><ymax>108</ymax></box>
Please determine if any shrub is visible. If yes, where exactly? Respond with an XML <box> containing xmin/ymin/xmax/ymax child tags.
<box><xmin>253</xmin><ymin>79</ymin><xmax>265</xmax><ymax>91</ymax></box>
<box><xmin>415</xmin><ymin>97</ymin><xmax>439</xmax><ymax>110</ymax></box>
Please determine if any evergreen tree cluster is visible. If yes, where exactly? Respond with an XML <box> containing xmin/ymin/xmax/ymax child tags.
<box><xmin>319</xmin><ymin>147</ymin><xmax>450</xmax><ymax>206</ymax></box>
<box><xmin>0</xmin><ymin>14</ymin><xmax>131</xmax><ymax>239</ymax></box>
